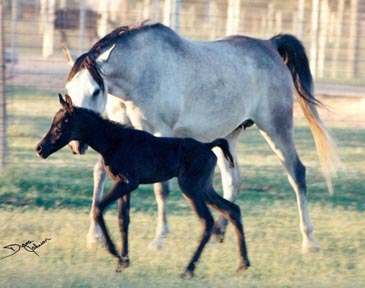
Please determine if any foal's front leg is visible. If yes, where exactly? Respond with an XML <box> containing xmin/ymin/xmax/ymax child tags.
<box><xmin>116</xmin><ymin>193</ymin><xmax>131</xmax><ymax>272</ymax></box>
<box><xmin>94</xmin><ymin>179</ymin><xmax>137</xmax><ymax>271</ymax></box>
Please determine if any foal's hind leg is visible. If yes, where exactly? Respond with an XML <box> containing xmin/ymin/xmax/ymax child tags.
<box><xmin>87</xmin><ymin>157</ymin><xmax>107</xmax><ymax>248</ymax></box>
<box><xmin>116</xmin><ymin>194</ymin><xmax>131</xmax><ymax>272</ymax></box>
<box><xmin>257</xmin><ymin>117</ymin><xmax>320</xmax><ymax>253</ymax></box>
<box><xmin>205</xmin><ymin>189</ymin><xmax>250</xmax><ymax>271</ymax></box>
<box><xmin>180</xmin><ymin>194</ymin><xmax>215</xmax><ymax>278</ymax></box>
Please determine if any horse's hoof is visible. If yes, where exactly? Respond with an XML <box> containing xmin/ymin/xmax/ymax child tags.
<box><xmin>86</xmin><ymin>234</ymin><xmax>105</xmax><ymax>250</ymax></box>
<box><xmin>148</xmin><ymin>239</ymin><xmax>164</xmax><ymax>250</ymax></box>
<box><xmin>86</xmin><ymin>240</ymin><xmax>99</xmax><ymax>250</ymax></box>
<box><xmin>302</xmin><ymin>241</ymin><xmax>321</xmax><ymax>253</ymax></box>
<box><xmin>212</xmin><ymin>229</ymin><xmax>225</xmax><ymax>243</ymax></box>
<box><xmin>302</xmin><ymin>245</ymin><xmax>320</xmax><ymax>253</ymax></box>
<box><xmin>212</xmin><ymin>224</ymin><xmax>226</xmax><ymax>243</ymax></box>
<box><xmin>180</xmin><ymin>270</ymin><xmax>194</xmax><ymax>279</ymax></box>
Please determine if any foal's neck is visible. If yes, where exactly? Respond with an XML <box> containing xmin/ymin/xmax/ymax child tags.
<box><xmin>77</xmin><ymin>109</ymin><xmax>122</xmax><ymax>155</ymax></box>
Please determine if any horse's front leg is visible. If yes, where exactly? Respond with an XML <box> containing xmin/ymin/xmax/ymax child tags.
<box><xmin>148</xmin><ymin>181</ymin><xmax>170</xmax><ymax>250</ymax></box>
<box><xmin>116</xmin><ymin>193</ymin><xmax>131</xmax><ymax>272</ymax></box>
<box><xmin>87</xmin><ymin>157</ymin><xmax>107</xmax><ymax>248</ymax></box>
<box><xmin>212</xmin><ymin>131</ymin><xmax>242</xmax><ymax>242</ymax></box>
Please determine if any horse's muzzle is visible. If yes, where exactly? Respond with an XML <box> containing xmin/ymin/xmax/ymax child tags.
<box><xmin>69</xmin><ymin>140</ymin><xmax>88</xmax><ymax>155</ymax></box>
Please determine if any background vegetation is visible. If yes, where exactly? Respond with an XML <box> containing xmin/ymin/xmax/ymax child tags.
<box><xmin>0</xmin><ymin>88</ymin><xmax>364</xmax><ymax>287</ymax></box>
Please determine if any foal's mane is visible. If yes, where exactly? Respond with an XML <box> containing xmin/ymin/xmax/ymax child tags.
<box><xmin>66</xmin><ymin>21</ymin><xmax>151</xmax><ymax>90</ymax></box>
<box><xmin>75</xmin><ymin>106</ymin><xmax>131</xmax><ymax>131</ymax></box>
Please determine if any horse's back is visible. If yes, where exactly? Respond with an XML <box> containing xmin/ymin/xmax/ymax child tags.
<box><xmin>109</xmin><ymin>23</ymin><xmax>294</xmax><ymax>139</ymax></box>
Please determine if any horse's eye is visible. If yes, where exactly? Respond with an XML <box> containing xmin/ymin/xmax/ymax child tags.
<box><xmin>92</xmin><ymin>88</ymin><xmax>100</xmax><ymax>97</ymax></box>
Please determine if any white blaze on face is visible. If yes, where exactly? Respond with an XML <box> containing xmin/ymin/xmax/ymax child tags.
<box><xmin>65</xmin><ymin>45</ymin><xmax>116</xmax><ymax>114</ymax></box>
<box><xmin>65</xmin><ymin>69</ymin><xmax>106</xmax><ymax>114</ymax></box>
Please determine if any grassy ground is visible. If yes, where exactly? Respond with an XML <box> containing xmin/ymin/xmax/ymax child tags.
<box><xmin>0</xmin><ymin>88</ymin><xmax>364</xmax><ymax>287</ymax></box>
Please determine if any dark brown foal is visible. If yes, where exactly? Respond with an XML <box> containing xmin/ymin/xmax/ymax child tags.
<box><xmin>36</xmin><ymin>94</ymin><xmax>250</xmax><ymax>277</ymax></box>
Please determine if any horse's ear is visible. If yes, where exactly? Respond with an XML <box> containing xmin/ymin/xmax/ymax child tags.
<box><xmin>62</xmin><ymin>44</ymin><xmax>75</xmax><ymax>66</ymax></box>
<box><xmin>96</xmin><ymin>44</ymin><xmax>116</xmax><ymax>63</ymax></box>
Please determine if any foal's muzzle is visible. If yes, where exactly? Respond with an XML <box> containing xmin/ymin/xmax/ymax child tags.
<box><xmin>35</xmin><ymin>143</ymin><xmax>49</xmax><ymax>159</ymax></box>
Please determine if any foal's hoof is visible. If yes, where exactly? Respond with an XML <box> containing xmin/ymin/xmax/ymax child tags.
<box><xmin>115</xmin><ymin>257</ymin><xmax>130</xmax><ymax>272</ymax></box>
<box><xmin>180</xmin><ymin>270</ymin><xmax>194</xmax><ymax>279</ymax></box>
<box><xmin>237</xmin><ymin>261</ymin><xmax>250</xmax><ymax>273</ymax></box>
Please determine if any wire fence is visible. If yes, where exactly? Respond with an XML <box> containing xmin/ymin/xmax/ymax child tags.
<box><xmin>2</xmin><ymin>0</ymin><xmax>365</xmax><ymax>91</ymax></box>
<box><xmin>0</xmin><ymin>0</ymin><xmax>365</xmax><ymax>173</ymax></box>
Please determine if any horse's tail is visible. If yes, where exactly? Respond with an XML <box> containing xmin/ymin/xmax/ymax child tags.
<box><xmin>206</xmin><ymin>139</ymin><xmax>234</xmax><ymax>168</ymax></box>
<box><xmin>271</xmin><ymin>34</ymin><xmax>341</xmax><ymax>194</ymax></box>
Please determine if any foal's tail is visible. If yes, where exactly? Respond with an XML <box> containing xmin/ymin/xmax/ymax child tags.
<box><xmin>271</xmin><ymin>34</ymin><xmax>341</xmax><ymax>194</ymax></box>
<box><xmin>206</xmin><ymin>139</ymin><xmax>234</xmax><ymax>168</ymax></box>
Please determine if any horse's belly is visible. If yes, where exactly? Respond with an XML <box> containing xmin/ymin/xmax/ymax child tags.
<box><xmin>172</xmin><ymin>90</ymin><xmax>251</xmax><ymax>140</ymax></box>
<box><xmin>172</xmin><ymin>114</ymin><xmax>243</xmax><ymax>141</ymax></box>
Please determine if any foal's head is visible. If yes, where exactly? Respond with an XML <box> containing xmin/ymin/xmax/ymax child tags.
<box><xmin>36</xmin><ymin>94</ymin><xmax>78</xmax><ymax>159</ymax></box>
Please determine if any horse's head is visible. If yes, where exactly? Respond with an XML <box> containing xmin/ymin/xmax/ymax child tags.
<box><xmin>36</xmin><ymin>94</ymin><xmax>77</xmax><ymax>159</ymax></box>
<box><xmin>64</xmin><ymin>45</ymin><xmax>115</xmax><ymax>154</ymax></box>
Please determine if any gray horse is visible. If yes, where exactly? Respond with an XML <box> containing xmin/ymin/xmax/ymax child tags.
<box><xmin>64</xmin><ymin>22</ymin><xmax>340</xmax><ymax>252</ymax></box>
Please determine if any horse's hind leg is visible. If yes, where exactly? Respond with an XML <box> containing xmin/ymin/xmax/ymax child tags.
<box><xmin>213</xmin><ymin>128</ymin><xmax>242</xmax><ymax>242</ymax></box>
<box><xmin>257</xmin><ymin>113</ymin><xmax>320</xmax><ymax>252</ymax></box>
<box><xmin>148</xmin><ymin>181</ymin><xmax>170</xmax><ymax>250</ymax></box>
<box><xmin>87</xmin><ymin>157</ymin><xmax>107</xmax><ymax>248</ymax></box>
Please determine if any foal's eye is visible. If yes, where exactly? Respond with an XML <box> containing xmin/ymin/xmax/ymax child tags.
<box><xmin>55</xmin><ymin>125</ymin><xmax>62</xmax><ymax>133</ymax></box>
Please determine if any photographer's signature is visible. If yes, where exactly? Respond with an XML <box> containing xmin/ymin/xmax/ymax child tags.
<box><xmin>0</xmin><ymin>238</ymin><xmax>51</xmax><ymax>260</ymax></box>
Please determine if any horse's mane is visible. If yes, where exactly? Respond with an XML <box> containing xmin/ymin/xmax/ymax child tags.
<box><xmin>66</xmin><ymin>20</ymin><xmax>151</xmax><ymax>90</ymax></box>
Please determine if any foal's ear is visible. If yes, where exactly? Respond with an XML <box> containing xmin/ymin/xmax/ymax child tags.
<box><xmin>59</xmin><ymin>93</ymin><xmax>73</xmax><ymax>113</ymax></box>
<box><xmin>64</xmin><ymin>94</ymin><xmax>74</xmax><ymax>113</ymax></box>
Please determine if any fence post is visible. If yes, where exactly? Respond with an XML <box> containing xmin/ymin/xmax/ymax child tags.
<box><xmin>79</xmin><ymin>0</ymin><xmax>86</xmax><ymax>54</ymax></box>
<box><xmin>310</xmin><ymin>0</ymin><xmax>319</xmax><ymax>79</ymax></box>
<box><xmin>0</xmin><ymin>3</ymin><xmax>7</xmax><ymax>175</ymax></box>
